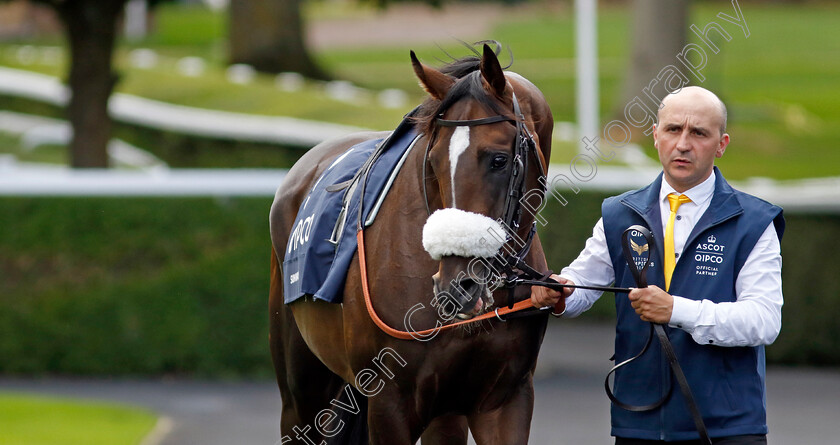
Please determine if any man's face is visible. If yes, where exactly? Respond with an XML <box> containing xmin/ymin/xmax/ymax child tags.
<box><xmin>653</xmin><ymin>92</ymin><xmax>729</xmax><ymax>192</ymax></box>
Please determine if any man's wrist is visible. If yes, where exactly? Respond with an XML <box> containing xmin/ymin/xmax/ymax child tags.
<box><xmin>668</xmin><ymin>295</ymin><xmax>701</xmax><ymax>330</ymax></box>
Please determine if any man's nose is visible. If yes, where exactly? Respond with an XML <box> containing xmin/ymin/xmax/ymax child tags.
<box><xmin>676</xmin><ymin>130</ymin><xmax>692</xmax><ymax>151</ymax></box>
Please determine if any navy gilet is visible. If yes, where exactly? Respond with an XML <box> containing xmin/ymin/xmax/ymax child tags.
<box><xmin>601</xmin><ymin>167</ymin><xmax>784</xmax><ymax>441</ymax></box>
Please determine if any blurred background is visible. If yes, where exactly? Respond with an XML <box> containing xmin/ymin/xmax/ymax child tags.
<box><xmin>1</xmin><ymin>0</ymin><xmax>838</xmax><ymax>444</ymax></box>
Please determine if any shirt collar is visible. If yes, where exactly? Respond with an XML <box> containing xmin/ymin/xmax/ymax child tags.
<box><xmin>659</xmin><ymin>170</ymin><xmax>716</xmax><ymax>207</ymax></box>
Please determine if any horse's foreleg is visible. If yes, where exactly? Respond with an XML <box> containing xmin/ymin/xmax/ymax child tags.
<box><xmin>421</xmin><ymin>415</ymin><xmax>469</xmax><ymax>445</ymax></box>
<box><xmin>467</xmin><ymin>378</ymin><xmax>536</xmax><ymax>445</ymax></box>
<box><xmin>366</xmin><ymin>395</ymin><xmax>425</xmax><ymax>445</ymax></box>
<box><xmin>272</xmin><ymin>305</ymin><xmax>346</xmax><ymax>441</ymax></box>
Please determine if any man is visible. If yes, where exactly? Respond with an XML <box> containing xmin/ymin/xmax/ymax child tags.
<box><xmin>532</xmin><ymin>86</ymin><xmax>784</xmax><ymax>444</ymax></box>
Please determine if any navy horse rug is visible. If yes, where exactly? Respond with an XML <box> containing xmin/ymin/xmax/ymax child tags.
<box><xmin>282</xmin><ymin>119</ymin><xmax>420</xmax><ymax>304</ymax></box>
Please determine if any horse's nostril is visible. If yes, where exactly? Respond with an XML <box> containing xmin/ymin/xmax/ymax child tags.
<box><xmin>458</xmin><ymin>277</ymin><xmax>475</xmax><ymax>292</ymax></box>
<box><xmin>453</xmin><ymin>277</ymin><xmax>473</xmax><ymax>296</ymax></box>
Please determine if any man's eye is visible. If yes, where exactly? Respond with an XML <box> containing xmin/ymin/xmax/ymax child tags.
<box><xmin>490</xmin><ymin>154</ymin><xmax>509</xmax><ymax>170</ymax></box>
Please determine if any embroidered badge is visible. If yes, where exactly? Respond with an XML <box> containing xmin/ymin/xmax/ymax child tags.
<box><xmin>627</xmin><ymin>228</ymin><xmax>654</xmax><ymax>269</ymax></box>
<box><xmin>694</xmin><ymin>234</ymin><xmax>725</xmax><ymax>276</ymax></box>
<box><xmin>630</xmin><ymin>239</ymin><xmax>648</xmax><ymax>255</ymax></box>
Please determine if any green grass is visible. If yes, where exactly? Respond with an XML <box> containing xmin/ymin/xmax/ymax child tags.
<box><xmin>0</xmin><ymin>132</ymin><xmax>21</xmax><ymax>155</ymax></box>
<box><xmin>117</xmin><ymin>67</ymin><xmax>410</xmax><ymax>129</ymax></box>
<box><xmin>0</xmin><ymin>393</ymin><xmax>156</xmax><ymax>445</ymax></box>
<box><xmin>0</xmin><ymin>132</ymin><xmax>67</xmax><ymax>164</ymax></box>
<box><xmin>140</xmin><ymin>4</ymin><xmax>226</xmax><ymax>49</ymax></box>
<box><xmin>1</xmin><ymin>2</ymin><xmax>838</xmax><ymax>178</ymax></box>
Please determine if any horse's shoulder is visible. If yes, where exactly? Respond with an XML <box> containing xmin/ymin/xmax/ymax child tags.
<box><xmin>269</xmin><ymin>130</ymin><xmax>391</xmax><ymax>249</ymax></box>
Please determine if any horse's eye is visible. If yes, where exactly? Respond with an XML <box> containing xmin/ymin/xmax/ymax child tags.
<box><xmin>490</xmin><ymin>154</ymin><xmax>509</xmax><ymax>171</ymax></box>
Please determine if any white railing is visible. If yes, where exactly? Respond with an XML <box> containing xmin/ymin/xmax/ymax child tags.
<box><xmin>0</xmin><ymin>66</ymin><xmax>365</xmax><ymax>148</ymax></box>
<box><xmin>2</xmin><ymin>160</ymin><xmax>838</xmax><ymax>213</ymax></box>
<box><xmin>0</xmin><ymin>161</ymin><xmax>287</xmax><ymax>197</ymax></box>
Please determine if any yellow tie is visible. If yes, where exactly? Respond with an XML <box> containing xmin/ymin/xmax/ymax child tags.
<box><xmin>664</xmin><ymin>193</ymin><xmax>692</xmax><ymax>291</ymax></box>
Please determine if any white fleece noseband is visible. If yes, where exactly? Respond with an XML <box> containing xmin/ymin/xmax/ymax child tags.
<box><xmin>422</xmin><ymin>208</ymin><xmax>506</xmax><ymax>260</ymax></box>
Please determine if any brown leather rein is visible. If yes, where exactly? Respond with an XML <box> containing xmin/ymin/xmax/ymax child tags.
<box><xmin>356</xmin><ymin>229</ymin><xmax>544</xmax><ymax>341</ymax></box>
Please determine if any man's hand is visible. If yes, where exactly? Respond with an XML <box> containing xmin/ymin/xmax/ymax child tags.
<box><xmin>628</xmin><ymin>286</ymin><xmax>674</xmax><ymax>324</ymax></box>
<box><xmin>530</xmin><ymin>274</ymin><xmax>575</xmax><ymax>312</ymax></box>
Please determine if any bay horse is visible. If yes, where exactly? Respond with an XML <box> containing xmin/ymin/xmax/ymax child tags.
<box><xmin>269</xmin><ymin>44</ymin><xmax>556</xmax><ymax>444</ymax></box>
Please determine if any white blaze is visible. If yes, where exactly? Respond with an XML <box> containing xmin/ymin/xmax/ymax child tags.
<box><xmin>448</xmin><ymin>126</ymin><xmax>470</xmax><ymax>208</ymax></box>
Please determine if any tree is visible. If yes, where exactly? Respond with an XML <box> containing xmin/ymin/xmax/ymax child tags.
<box><xmin>2</xmin><ymin>0</ymin><xmax>172</xmax><ymax>169</ymax></box>
<box><xmin>3</xmin><ymin>0</ymin><xmax>132</xmax><ymax>168</ymax></box>
<box><xmin>5</xmin><ymin>0</ymin><xmax>172</xmax><ymax>168</ymax></box>
<box><xmin>49</xmin><ymin>0</ymin><xmax>130</xmax><ymax>168</ymax></box>
<box><xmin>617</xmin><ymin>0</ymin><xmax>690</xmax><ymax>138</ymax></box>
<box><xmin>229</xmin><ymin>0</ymin><xmax>328</xmax><ymax>80</ymax></box>
<box><xmin>0</xmin><ymin>0</ymin><xmax>130</xmax><ymax>168</ymax></box>
<box><xmin>1</xmin><ymin>0</ymin><xmax>135</xmax><ymax>168</ymax></box>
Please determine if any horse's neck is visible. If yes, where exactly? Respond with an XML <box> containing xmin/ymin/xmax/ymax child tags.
<box><xmin>392</xmin><ymin>133</ymin><xmax>440</xmax><ymax>215</ymax></box>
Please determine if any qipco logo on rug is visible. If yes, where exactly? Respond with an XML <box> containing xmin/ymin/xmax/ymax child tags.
<box><xmin>288</xmin><ymin>213</ymin><xmax>315</xmax><ymax>254</ymax></box>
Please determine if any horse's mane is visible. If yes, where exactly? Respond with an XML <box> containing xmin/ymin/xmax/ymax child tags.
<box><xmin>411</xmin><ymin>56</ymin><xmax>510</xmax><ymax>135</ymax></box>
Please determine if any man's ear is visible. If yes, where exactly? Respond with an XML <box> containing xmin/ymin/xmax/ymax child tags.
<box><xmin>652</xmin><ymin>124</ymin><xmax>659</xmax><ymax>148</ymax></box>
<box><xmin>411</xmin><ymin>50</ymin><xmax>454</xmax><ymax>101</ymax></box>
<box><xmin>716</xmin><ymin>133</ymin><xmax>730</xmax><ymax>158</ymax></box>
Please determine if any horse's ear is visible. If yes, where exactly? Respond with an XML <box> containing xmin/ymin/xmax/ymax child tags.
<box><xmin>479</xmin><ymin>44</ymin><xmax>507</xmax><ymax>97</ymax></box>
<box><xmin>411</xmin><ymin>50</ymin><xmax>454</xmax><ymax>101</ymax></box>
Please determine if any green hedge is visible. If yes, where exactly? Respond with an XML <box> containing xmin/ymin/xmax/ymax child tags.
<box><xmin>0</xmin><ymin>193</ymin><xmax>837</xmax><ymax>377</ymax></box>
<box><xmin>0</xmin><ymin>197</ymin><xmax>275</xmax><ymax>377</ymax></box>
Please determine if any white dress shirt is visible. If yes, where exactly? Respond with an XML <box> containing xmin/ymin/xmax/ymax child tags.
<box><xmin>559</xmin><ymin>171</ymin><xmax>783</xmax><ymax>347</ymax></box>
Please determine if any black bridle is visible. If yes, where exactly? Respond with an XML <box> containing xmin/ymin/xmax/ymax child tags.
<box><xmin>429</xmin><ymin>94</ymin><xmax>633</xmax><ymax>314</ymax></box>
<box><xmin>422</xmin><ymin>91</ymin><xmax>550</xmax><ymax>306</ymax></box>
<box><xmin>423</xmin><ymin>90</ymin><xmax>544</xmax><ymax>232</ymax></box>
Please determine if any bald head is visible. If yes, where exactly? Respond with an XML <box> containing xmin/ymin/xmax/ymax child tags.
<box><xmin>658</xmin><ymin>86</ymin><xmax>727</xmax><ymax>135</ymax></box>
<box><xmin>653</xmin><ymin>86</ymin><xmax>730</xmax><ymax>192</ymax></box>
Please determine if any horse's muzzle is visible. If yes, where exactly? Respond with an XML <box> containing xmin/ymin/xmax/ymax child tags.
<box><xmin>432</xmin><ymin>269</ymin><xmax>491</xmax><ymax>319</ymax></box>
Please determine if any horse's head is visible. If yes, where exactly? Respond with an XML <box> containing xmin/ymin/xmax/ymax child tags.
<box><xmin>412</xmin><ymin>44</ymin><xmax>553</xmax><ymax>319</ymax></box>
